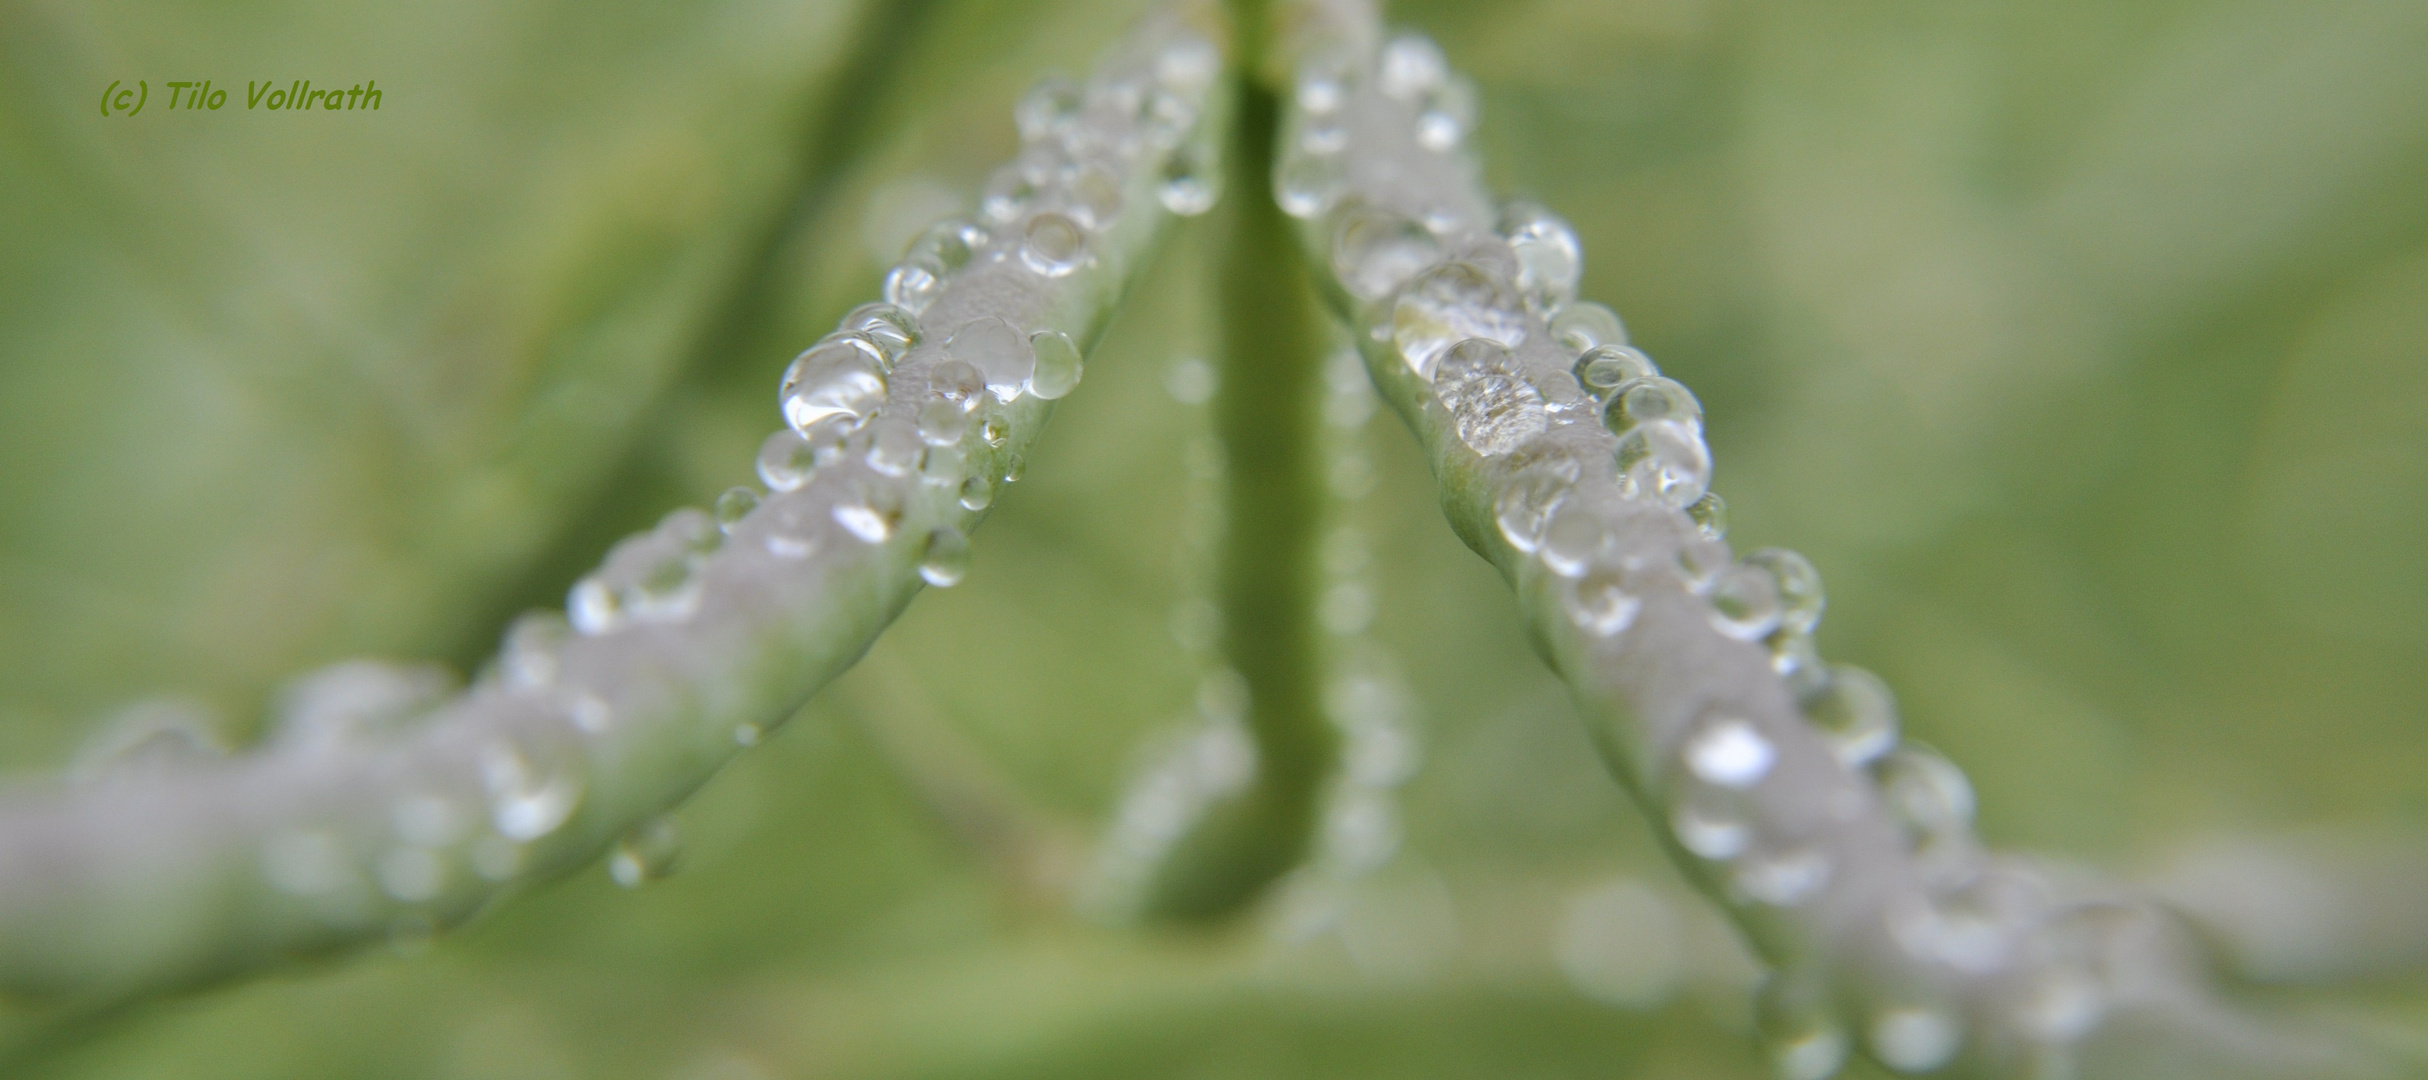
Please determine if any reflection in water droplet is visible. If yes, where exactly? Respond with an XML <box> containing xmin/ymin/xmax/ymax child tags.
<box><xmin>1333</xmin><ymin>207</ymin><xmax>1442</xmax><ymax>301</ymax></box>
<box><xmin>1501</xmin><ymin>200</ymin><xmax>1580</xmax><ymax>311</ymax></box>
<box><xmin>1615</xmin><ymin>419</ymin><xmax>1712</xmax><ymax>510</ymax></box>
<box><xmin>1157</xmin><ymin>144</ymin><xmax>1220</xmax><ymax>216</ymax></box>
<box><xmin>1876</xmin><ymin>745</ymin><xmax>1975</xmax><ymax>838</ymax></box>
<box><xmin>1019</xmin><ymin>213</ymin><xmax>1087</xmax><ymax>277</ymax></box>
<box><xmin>1745</xmin><ymin>548</ymin><xmax>1825</xmax><ymax>636</ymax></box>
<box><xmin>1563</xmin><ymin>563</ymin><xmax>1641</xmax><ymax>637</ymax></box>
<box><xmin>1433</xmin><ymin>338</ymin><xmax>1547</xmax><ymax>456</ymax></box>
<box><xmin>832</xmin><ymin>481</ymin><xmax>903</xmax><ymax>544</ymax></box>
<box><xmin>881</xmin><ymin>260</ymin><xmax>942</xmax><ymax>315</ymax></box>
<box><xmin>780</xmin><ymin>338</ymin><xmax>889</xmax><ymax>435</ymax></box>
<box><xmin>756</xmin><ymin>429</ymin><xmax>818</xmax><ymax>493</ymax></box>
<box><xmin>1551</xmin><ymin>301</ymin><xmax>1628</xmax><ymax>353</ymax></box>
<box><xmin>609</xmin><ymin>815</ymin><xmax>682</xmax><ymax>888</ymax></box>
<box><xmin>1028</xmin><ymin>330</ymin><xmax>1084</xmax><ymax>399</ymax></box>
<box><xmin>918</xmin><ymin>527</ymin><xmax>972</xmax><ymax>587</ymax></box>
<box><xmin>1573</xmin><ymin>345</ymin><xmax>1656</xmax><ymax>399</ymax></box>
<box><xmin>1392</xmin><ymin>263</ymin><xmax>1527</xmax><ymax>377</ymax></box>
<box><xmin>1686</xmin><ymin>717</ymin><xmax>1776</xmax><ymax>788</ymax></box>
<box><xmin>959</xmin><ymin>473</ymin><xmax>995</xmax><ymax>511</ymax></box>
<box><xmin>1378</xmin><ymin>34</ymin><xmax>1447</xmax><ymax>101</ymax></box>
<box><xmin>1707</xmin><ymin>564</ymin><xmax>1783</xmax><ymax>641</ymax></box>
<box><xmin>1015</xmin><ymin>75</ymin><xmax>1083</xmax><ymax>142</ymax></box>
<box><xmin>946</xmin><ymin>318</ymin><xmax>1034</xmax><ymax>405</ymax></box>
<box><xmin>838</xmin><ymin>302</ymin><xmax>920</xmax><ymax>365</ymax></box>
<box><xmin>864</xmin><ymin>417</ymin><xmax>925</xmax><ymax>478</ymax></box>
<box><xmin>481</xmin><ymin>741</ymin><xmax>582</xmax><ymax>843</ymax></box>
<box><xmin>713</xmin><ymin>486</ymin><xmax>760</xmax><ymax>535</ymax></box>
<box><xmin>1804</xmin><ymin>665</ymin><xmax>1899</xmax><ymax>768</ymax></box>
<box><xmin>1276</xmin><ymin>150</ymin><xmax>1346</xmax><ymax>219</ymax></box>
<box><xmin>1686</xmin><ymin>491</ymin><xmax>1728</xmax><ymax>540</ymax></box>
<box><xmin>1604</xmin><ymin>376</ymin><xmax>1703</xmax><ymax>433</ymax></box>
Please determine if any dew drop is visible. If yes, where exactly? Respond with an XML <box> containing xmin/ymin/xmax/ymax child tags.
<box><xmin>981</xmin><ymin>158</ymin><xmax>1046</xmax><ymax>225</ymax></box>
<box><xmin>1275</xmin><ymin>151</ymin><xmax>1346</xmax><ymax>219</ymax></box>
<box><xmin>832</xmin><ymin>481</ymin><xmax>903</xmax><ymax>544</ymax></box>
<box><xmin>608</xmin><ymin>814</ymin><xmax>682</xmax><ymax>888</ymax></box>
<box><xmin>1614</xmin><ymin>419</ymin><xmax>1711</xmax><ymax>510</ymax></box>
<box><xmin>1573</xmin><ymin>345</ymin><xmax>1656</xmax><ymax>399</ymax></box>
<box><xmin>567</xmin><ymin>577</ymin><xmax>622</xmax><ymax>635</ymax></box>
<box><xmin>1332</xmin><ymin>206</ymin><xmax>1442</xmax><ymax>301</ymax></box>
<box><xmin>837</xmin><ymin>301</ymin><xmax>921</xmax><ymax>365</ymax></box>
<box><xmin>881</xmin><ymin>260</ymin><xmax>943</xmax><ymax>315</ymax></box>
<box><xmin>1804</xmin><ymin>665</ymin><xmax>1898</xmax><ymax>768</ymax></box>
<box><xmin>1165</xmin><ymin>355</ymin><xmax>1216</xmax><ymax>403</ymax></box>
<box><xmin>1736</xmin><ymin>845</ymin><xmax>1832</xmax><ymax>906</ymax></box>
<box><xmin>921</xmin><ymin>442</ymin><xmax>966</xmax><ymax>487</ymax></box>
<box><xmin>1869</xmin><ymin>1005</ymin><xmax>1961</xmax><ymax>1074</ymax></box>
<box><xmin>1019</xmin><ymin>212</ymin><xmax>1087</xmax><ymax>277</ymax></box>
<box><xmin>1002</xmin><ymin>450</ymin><xmax>1027</xmax><ymax>483</ymax></box>
<box><xmin>1433</xmin><ymin>338</ymin><xmax>1548</xmax><ymax>456</ymax></box>
<box><xmin>1707</xmin><ymin>563</ymin><xmax>1783</xmax><ymax>641</ymax></box>
<box><xmin>1676</xmin><ymin>536</ymin><xmax>1733</xmax><ymax>591</ymax></box>
<box><xmin>1550</xmin><ymin>301</ymin><xmax>1628</xmax><ymax>353</ymax></box>
<box><xmin>498</xmin><ymin>612</ymin><xmax>569</xmax><ymax>691</ymax></box>
<box><xmin>1876</xmin><ymin>745</ymin><xmax>1975</xmax><ymax>839</ymax></box>
<box><xmin>1062</xmin><ymin>161</ymin><xmax>1125</xmax><ymax>230</ymax></box>
<box><xmin>1391</xmin><ymin>262</ymin><xmax>1527</xmax><ymax>377</ymax></box>
<box><xmin>944</xmin><ymin>318</ymin><xmax>1035</xmax><ymax>403</ymax></box>
<box><xmin>1685</xmin><ymin>717</ymin><xmax>1776</xmax><ymax>788</ymax></box>
<box><xmin>863</xmin><ymin>416</ymin><xmax>925</xmax><ymax>478</ymax></box>
<box><xmin>1562</xmin><ymin>562</ymin><xmax>1642</xmax><ymax>637</ymax></box>
<box><xmin>1157</xmin><ymin>143</ymin><xmax>1220</xmax><ymax>216</ymax></box>
<box><xmin>757</xmin><ymin>500</ymin><xmax>823</xmax><ymax>560</ymax></box>
<box><xmin>1015</xmin><ymin>75</ymin><xmax>1083</xmax><ymax>142</ymax></box>
<box><xmin>917</xmin><ymin>398</ymin><xmax>970</xmax><ymax>446</ymax></box>
<box><xmin>780</xmin><ymin>338</ymin><xmax>889</xmax><ymax>435</ymax></box>
<box><xmin>1744</xmin><ymin>548</ymin><xmax>1825</xmax><ymax>636</ymax></box>
<box><xmin>1686</xmin><ymin>491</ymin><xmax>1728</xmax><ymax>540</ymax></box>
<box><xmin>1414</xmin><ymin>80</ymin><xmax>1474</xmax><ymax>153</ymax></box>
<box><xmin>918</xmin><ymin>527</ymin><xmax>972</xmax><ymax>587</ymax></box>
<box><xmin>1378</xmin><ymin>34</ymin><xmax>1447</xmax><ymax>101</ymax></box>
<box><xmin>1604</xmin><ymin>376</ymin><xmax>1704</xmax><ymax>433</ymax></box>
<box><xmin>755</xmin><ymin>428</ymin><xmax>818</xmax><ymax>493</ymax></box>
<box><xmin>1538</xmin><ymin>500</ymin><xmax>1612</xmax><ymax>578</ymax></box>
<box><xmin>1494</xmin><ymin>466</ymin><xmax>1573</xmax><ymax>554</ymax></box>
<box><xmin>1501</xmin><ymin>200</ymin><xmax>1580</xmax><ymax>311</ymax></box>
<box><xmin>981</xmin><ymin>415</ymin><xmax>1010</xmax><ymax>448</ymax></box>
<box><xmin>1760</xmin><ymin>975</ymin><xmax>1852</xmax><ymax>1080</ymax></box>
<box><xmin>733</xmin><ymin>723</ymin><xmax>762</xmax><ymax>747</ymax></box>
<box><xmin>958</xmin><ymin>473</ymin><xmax>995</xmax><ymax>511</ymax></box>
<box><xmin>1672</xmin><ymin>785</ymin><xmax>1752</xmax><ymax>860</ymax></box>
<box><xmin>481</xmin><ymin>741</ymin><xmax>582</xmax><ymax>842</ymax></box>
<box><xmin>713</xmin><ymin>486</ymin><xmax>761</xmax><ymax>535</ymax></box>
<box><xmin>1028</xmin><ymin>329</ymin><xmax>1084</xmax><ymax>399</ymax></box>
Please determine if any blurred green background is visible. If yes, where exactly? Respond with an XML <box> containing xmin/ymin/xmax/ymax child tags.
<box><xmin>2</xmin><ymin>0</ymin><xmax>2425</xmax><ymax>1076</ymax></box>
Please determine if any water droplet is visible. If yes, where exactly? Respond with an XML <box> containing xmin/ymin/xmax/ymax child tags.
<box><xmin>1707</xmin><ymin>563</ymin><xmax>1783</xmax><ymax>641</ymax></box>
<box><xmin>1744</xmin><ymin>548</ymin><xmax>1824</xmax><ymax>636</ymax></box>
<box><xmin>1736</xmin><ymin>845</ymin><xmax>1832</xmax><ymax>906</ymax></box>
<box><xmin>1550</xmin><ymin>301</ymin><xmax>1628</xmax><ymax>353</ymax></box>
<box><xmin>1563</xmin><ymin>562</ymin><xmax>1641</xmax><ymax>637</ymax></box>
<box><xmin>1165</xmin><ymin>355</ymin><xmax>1216</xmax><ymax>403</ymax></box>
<box><xmin>713</xmin><ymin>487</ymin><xmax>761</xmax><ymax>535</ymax></box>
<box><xmin>1299</xmin><ymin>117</ymin><xmax>1348</xmax><ymax>156</ymax></box>
<box><xmin>977</xmin><ymin>414</ymin><xmax>1009</xmax><ymax>449</ymax></box>
<box><xmin>837</xmin><ymin>302</ymin><xmax>920</xmax><ymax>365</ymax></box>
<box><xmin>1378</xmin><ymin>34</ymin><xmax>1447</xmax><ymax>101</ymax></box>
<box><xmin>1015</xmin><ymin>74</ymin><xmax>1083</xmax><ymax>142</ymax></box>
<box><xmin>1332</xmin><ymin>206</ymin><xmax>1443</xmax><ymax>301</ymax></box>
<box><xmin>1876</xmin><ymin>745</ymin><xmax>1975</xmax><ymax>838</ymax></box>
<box><xmin>1772</xmin><ymin>630</ymin><xmax>1826</xmax><ymax>699</ymax></box>
<box><xmin>943</xmin><ymin>318</ymin><xmax>1034</xmax><ymax>404</ymax></box>
<box><xmin>1062</xmin><ymin>162</ymin><xmax>1125</xmax><ymax>230</ymax></box>
<box><xmin>921</xmin><ymin>442</ymin><xmax>966</xmax><ymax>487</ymax></box>
<box><xmin>831</xmin><ymin>481</ymin><xmax>903</xmax><ymax>544</ymax></box>
<box><xmin>863</xmin><ymin>416</ymin><xmax>925</xmax><ymax>478</ymax></box>
<box><xmin>1494</xmin><ymin>466</ymin><xmax>1573</xmax><ymax>554</ymax></box>
<box><xmin>1676</xmin><ymin>536</ymin><xmax>1732</xmax><ymax>591</ymax></box>
<box><xmin>1869</xmin><ymin>1005</ymin><xmax>1961</xmax><ymax>1074</ymax></box>
<box><xmin>917</xmin><ymin>398</ymin><xmax>969</xmax><ymax>446</ymax></box>
<box><xmin>981</xmin><ymin>156</ymin><xmax>1047</xmax><ymax>225</ymax></box>
<box><xmin>1614</xmin><ymin>419</ymin><xmax>1711</xmax><ymax>510</ymax></box>
<box><xmin>958</xmin><ymin>473</ymin><xmax>995</xmax><ymax>511</ymax></box>
<box><xmin>1672</xmin><ymin>785</ymin><xmax>1752</xmax><ymax>859</ymax></box>
<box><xmin>1760</xmin><ymin>974</ymin><xmax>1852</xmax><ymax>1080</ymax></box>
<box><xmin>1538</xmin><ymin>500</ymin><xmax>1612</xmax><ymax>578</ymax></box>
<box><xmin>481</xmin><ymin>741</ymin><xmax>583</xmax><ymax>842</ymax></box>
<box><xmin>882</xmin><ymin>260</ymin><xmax>943</xmax><ymax>314</ymax></box>
<box><xmin>1414</xmin><ymin>79</ymin><xmax>1474</xmax><ymax>152</ymax></box>
<box><xmin>1157</xmin><ymin>143</ymin><xmax>1220</xmax><ymax>215</ymax></box>
<box><xmin>567</xmin><ymin>577</ymin><xmax>622</xmax><ymax>635</ymax></box>
<box><xmin>733</xmin><ymin>723</ymin><xmax>762</xmax><ymax>747</ymax></box>
<box><xmin>1686</xmin><ymin>491</ymin><xmax>1728</xmax><ymax>540</ymax></box>
<box><xmin>1804</xmin><ymin>665</ymin><xmax>1898</xmax><ymax>768</ymax></box>
<box><xmin>755</xmin><ymin>428</ymin><xmax>818</xmax><ymax>493</ymax></box>
<box><xmin>1433</xmin><ymin>338</ymin><xmax>1548</xmax><ymax>456</ymax></box>
<box><xmin>757</xmin><ymin>500</ymin><xmax>824</xmax><ymax>560</ymax></box>
<box><xmin>1275</xmin><ymin>150</ymin><xmax>1346</xmax><ymax>219</ymax></box>
<box><xmin>1603</xmin><ymin>376</ymin><xmax>1703</xmax><ymax>433</ymax></box>
<box><xmin>74</xmin><ymin>699</ymin><xmax>225</xmax><ymax>778</ymax></box>
<box><xmin>918</xmin><ymin>527</ymin><xmax>972</xmax><ymax>586</ymax></box>
<box><xmin>780</xmin><ymin>338</ymin><xmax>889</xmax><ymax>435</ymax></box>
<box><xmin>1501</xmin><ymin>200</ymin><xmax>1580</xmax><ymax>313</ymax></box>
<box><xmin>267</xmin><ymin>663</ymin><xmax>455</xmax><ymax>754</ymax></box>
<box><xmin>1572</xmin><ymin>345</ymin><xmax>1656</xmax><ymax>399</ymax></box>
<box><xmin>1154</xmin><ymin>37</ymin><xmax>1219</xmax><ymax>93</ymax></box>
<box><xmin>1001</xmin><ymin>450</ymin><xmax>1027</xmax><ymax>483</ymax></box>
<box><xmin>376</xmin><ymin>846</ymin><xmax>444</xmax><ymax>903</ymax></box>
<box><xmin>1019</xmin><ymin>212</ymin><xmax>1087</xmax><ymax>277</ymax></box>
<box><xmin>608</xmin><ymin>815</ymin><xmax>682</xmax><ymax>888</ymax></box>
<box><xmin>1686</xmin><ymin>717</ymin><xmax>1776</xmax><ymax>788</ymax></box>
<box><xmin>1028</xmin><ymin>330</ymin><xmax>1084</xmax><ymax>399</ymax></box>
<box><xmin>1391</xmin><ymin>262</ymin><xmax>1527</xmax><ymax>378</ymax></box>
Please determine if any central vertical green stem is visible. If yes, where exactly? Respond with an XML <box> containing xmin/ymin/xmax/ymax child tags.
<box><xmin>1138</xmin><ymin>0</ymin><xmax>1337</xmax><ymax>919</ymax></box>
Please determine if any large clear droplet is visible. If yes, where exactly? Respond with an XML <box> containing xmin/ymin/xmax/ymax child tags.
<box><xmin>1494</xmin><ymin>464</ymin><xmax>1573</xmax><ymax>554</ymax></box>
<box><xmin>1433</xmin><ymin>338</ymin><xmax>1548</xmax><ymax>456</ymax></box>
<box><xmin>1275</xmin><ymin>150</ymin><xmax>1346</xmax><ymax>219</ymax></box>
<box><xmin>1707</xmin><ymin>563</ymin><xmax>1783</xmax><ymax>641</ymax></box>
<box><xmin>713</xmin><ymin>486</ymin><xmax>760</xmax><ymax>535</ymax></box>
<box><xmin>1157</xmin><ymin>143</ymin><xmax>1220</xmax><ymax>216</ymax></box>
<box><xmin>1563</xmin><ymin>562</ymin><xmax>1641</xmax><ymax>638</ymax></box>
<box><xmin>1028</xmin><ymin>330</ymin><xmax>1084</xmax><ymax>399</ymax></box>
<box><xmin>780</xmin><ymin>338</ymin><xmax>889</xmax><ymax>435</ymax></box>
<box><xmin>917</xmin><ymin>398</ymin><xmax>969</xmax><ymax>446</ymax></box>
<box><xmin>1603</xmin><ymin>376</ymin><xmax>1704</xmax><ymax>433</ymax></box>
<box><xmin>1391</xmin><ymin>262</ymin><xmax>1528</xmax><ymax>378</ymax></box>
<box><xmin>608</xmin><ymin>814</ymin><xmax>682</xmax><ymax>888</ymax></box>
<box><xmin>945</xmin><ymin>317</ymin><xmax>1035</xmax><ymax>404</ymax></box>
<box><xmin>881</xmin><ymin>259</ymin><xmax>942</xmax><ymax>315</ymax></box>
<box><xmin>837</xmin><ymin>302</ymin><xmax>920</xmax><ymax>366</ymax></box>
<box><xmin>1333</xmin><ymin>206</ymin><xmax>1442</xmax><ymax>301</ymax></box>
<box><xmin>1803</xmin><ymin>665</ymin><xmax>1898</xmax><ymax>768</ymax></box>
<box><xmin>1744</xmin><ymin>548</ymin><xmax>1825</xmax><ymax>636</ymax></box>
<box><xmin>1551</xmin><ymin>301</ymin><xmax>1628</xmax><ymax>353</ymax></box>
<box><xmin>1501</xmin><ymin>199</ymin><xmax>1580</xmax><ymax>311</ymax></box>
<box><xmin>863</xmin><ymin>416</ymin><xmax>925</xmax><ymax>478</ymax></box>
<box><xmin>1686</xmin><ymin>491</ymin><xmax>1728</xmax><ymax>540</ymax></box>
<box><xmin>1538</xmin><ymin>500</ymin><xmax>1612</xmax><ymax>578</ymax></box>
<box><xmin>755</xmin><ymin>428</ymin><xmax>818</xmax><ymax>493</ymax></box>
<box><xmin>918</xmin><ymin>527</ymin><xmax>973</xmax><ymax>587</ymax></box>
<box><xmin>1876</xmin><ymin>745</ymin><xmax>1975</xmax><ymax>839</ymax></box>
<box><xmin>1377</xmin><ymin>34</ymin><xmax>1447</xmax><ymax>101</ymax></box>
<box><xmin>1614</xmin><ymin>419</ymin><xmax>1712</xmax><ymax>510</ymax></box>
<box><xmin>958</xmin><ymin>473</ymin><xmax>995</xmax><ymax>511</ymax></box>
<box><xmin>1019</xmin><ymin>212</ymin><xmax>1087</xmax><ymax>277</ymax></box>
<box><xmin>1573</xmin><ymin>345</ymin><xmax>1656</xmax><ymax>400</ymax></box>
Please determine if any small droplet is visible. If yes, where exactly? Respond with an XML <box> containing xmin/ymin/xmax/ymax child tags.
<box><xmin>757</xmin><ymin>500</ymin><xmax>823</xmax><ymax>560</ymax></box>
<box><xmin>1377</xmin><ymin>34</ymin><xmax>1447</xmax><ymax>101</ymax></box>
<box><xmin>864</xmin><ymin>417</ymin><xmax>925</xmax><ymax>478</ymax></box>
<box><xmin>832</xmin><ymin>481</ymin><xmax>903</xmax><ymax>544</ymax></box>
<box><xmin>1736</xmin><ymin>845</ymin><xmax>1831</xmax><ymax>906</ymax></box>
<box><xmin>608</xmin><ymin>815</ymin><xmax>682</xmax><ymax>889</ymax></box>
<box><xmin>755</xmin><ymin>428</ymin><xmax>818</xmax><ymax>493</ymax></box>
<box><xmin>1573</xmin><ymin>345</ymin><xmax>1656</xmax><ymax>399</ymax></box>
<box><xmin>1494</xmin><ymin>465</ymin><xmax>1573</xmax><ymax>554</ymax></box>
<box><xmin>499</xmin><ymin>613</ymin><xmax>570</xmax><ymax>691</ymax></box>
<box><xmin>1392</xmin><ymin>262</ymin><xmax>1527</xmax><ymax>377</ymax></box>
<box><xmin>481</xmin><ymin>741</ymin><xmax>583</xmax><ymax>842</ymax></box>
<box><xmin>1744</xmin><ymin>548</ymin><xmax>1824</xmax><ymax>636</ymax></box>
<box><xmin>881</xmin><ymin>260</ymin><xmax>943</xmax><ymax>314</ymax></box>
<box><xmin>1433</xmin><ymin>338</ymin><xmax>1548</xmax><ymax>456</ymax></box>
<box><xmin>1760</xmin><ymin>974</ymin><xmax>1852</xmax><ymax>1080</ymax></box>
<box><xmin>1019</xmin><ymin>212</ymin><xmax>1087</xmax><ymax>277</ymax></box>
<box><xmin>1869</xmin><ymin>1006</ymin><xmax>1961</xmax><ymax>1074</ymax></box>
<box><xmin>1414</xmin><ymin>80</ymin><xmax>1474</xmax><ymax>153</ymax></box>
<box><xmin>1685</xmin><ymin>717</ymin><xmax>1776</xmax><ymax>788</ymax></box>
<box><xmin>980</xmin><ymin>414</ymin><xmax>1010</xmax><ymax>448</ymax></box>
<box><xmin>917</xmin><ymin>398</ymin><xmax>970</xmax><ymax>446</ymax></box>
<box><xmin>1015</xmin><ymin>75</ymin><xmax>1084</xmax><ymax>142</ymax></box>
<box><xmin>1275</xmin><ymin>150</ymin><xmax>1346</xmax><ymax>219</ymax></box>
<box><xmin>981</xmin><ymin>159</ymin><xmax>1045</xmax><ymax>225</ymax></box>
<box><xmin>1550</xmin><ymin>301</ymin><xmax>1628</xmax><ymax>353</ymax></box>
<box><xmin>1001</xmin><ymin>450</ymin><xmax>1027</xmax><ymax>483</ymax></box>
<box><xmin>1685</xmin><ymin>491</ymin><xmax>1727</xmax><ymax>540</ymax></box>
<box><xmin>1538</xmin><ymin>500</ymin><xmax>1611</xmax><ymax>578</ymax></box>
<box><xmin>1501</xmin><ymin>200</ymin><xmax>1580</xmax><ymax>311</ymax></box>
<box><xmin>1672</xmin><ymin>785</ymin><xmax>1751</xmax><ymax>859</ymax></box>
<box><xmin>1707</xmin><ymin>563</ymin><xmax>1783</xmax><ymax>641</ymax></box>
<box><xmin>918</xmin><ymin>527</ymin><xmax>972</xmax><ymax>587</ymax></box>
<box><xmin>713</xmin><ymin>487</ymin><xmax>761</xmax><ymax>534</ymax></box>
<box><xmin>1028</xmin><ymin>330</ymin><xmax>1084</xmax><ymax>399</ymax></box>
<box><xmin>1804</xmin><ymin>665</ymin><xmax>1898</xmax><ymax>768</ymax></box>
<box><xmin>1615</xmin><ymin>419</ymin><xmax>1711</xmax><ymax>510</ymax></box>
<box><xmin>1166</xmin><ymin>356</ymin><xmax>1216</xmax><ymax>403</ymax></box>
<box><xmin>958</xmin><ymin>473</ymin><xmax>995</xmax><ymax>511</ymax></box>
<box><xmin>1157</xmin><ymin>143</ymin><xmax>1220</xmax><ymax>216</ymax></box>
<box><xmin>1876</xmin><ymin>745</ymin><xmax>1975</xmax><ymax>839</ymax></box>
<box><xmin>1563</xmin><ymin>562</ymin><xmax>1641</xmax><ymax>637</ymax></box>
<box><xmin>733</xmin><ymin>723</ymin><xmax>762</xmax><ymax>747</ymax></box>
<box><xmin>1604</xmin><ymin>376</ymin><xmax>1703</xmax><ymax>433</ymax></box>
<box><xmin>837</xmin><ymin>302</ymin><xmax>920</xmax><ymax>365</ymax></box>
<box><xmin>567</xmin><ymin>577</ymin><xmax>621</xmax><ymax>635</ymax></box>
<box><xmin>266</xmin><ymin>663</ymin><xmax>453</xmax><ymax>755</ymax></box>
<box><xmin>781</xmin><ymin>338</ymin><xmax>889</xmax><ymax>436</ymax></box>
<box><xmin>921</xmin><ymin>442</ymin><xmax>966</xmax><ymax>487</ymax></box>
<box><xmin>1332</xmin><ymin>206</ymin><xmax>1443</xmax><ymax>301</ymax></box>
<box><xmin>1063</xmin><ymin>161</ymin><xmax>1125</xmax><ymax>230</ymax></box>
